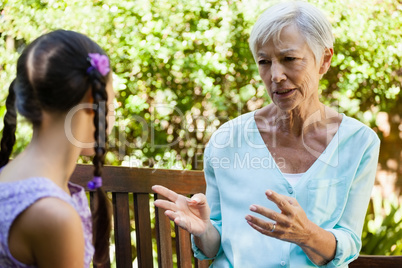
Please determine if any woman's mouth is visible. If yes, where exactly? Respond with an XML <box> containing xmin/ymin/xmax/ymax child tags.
<box><xmin>274</xmin><ymin>88</ymin><xmax>296</xmax><ymax>97</ymax></box>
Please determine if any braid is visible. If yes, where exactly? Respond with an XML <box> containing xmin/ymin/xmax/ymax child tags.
<box><xmin>89</xmin><ymin>70</ymin><xmax>112</xmax><ymax>265</ymax></box>
<box><xmin>0</xmin><ymin>80</ymin><xmax>17</xmax><ymax>168</ymax></box>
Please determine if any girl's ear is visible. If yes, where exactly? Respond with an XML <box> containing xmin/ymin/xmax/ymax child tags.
<box><xmin>81</xmin><ymin>88</ymin><xmax>94</xmax><ymax>114</ymax></box>
<box><xmin>319</xmin><ymin>48</ymin><xmax>334</xmax><ymax>75</ymax></box>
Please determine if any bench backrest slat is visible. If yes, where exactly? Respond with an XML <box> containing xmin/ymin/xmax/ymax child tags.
<box><xmin>195</xmin><ymin>259</ymin><xmax>210</xmax><ymax>268</ymax></box>
<box><xmin>175</xmin><ymin>225</ymin><xmax>193</xmax><ymax>268</ymax></box>
<box><xmin>112</xmin><ymin>192</ymin><xmax>132</xmax><ymax>268</ymax></box>
<box><xmin>133</xmin><ymin>193</ymin><xmax>154</xmax><ymax>268</ymax></box>
<box><xmin>155</xmin><ymin>195</ymin><xmax>174</xmax><ymax>267</ymax></box>
<box><xmin>72</xmin><ymin>165</ymin><xmax>206</xmax><ymax>194</ymax></box>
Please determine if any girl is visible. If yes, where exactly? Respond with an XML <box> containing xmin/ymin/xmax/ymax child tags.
<box><xmin>0</xmin><ymin>30</ymin><xmax>114</xmax><ymax>267</ymax></box>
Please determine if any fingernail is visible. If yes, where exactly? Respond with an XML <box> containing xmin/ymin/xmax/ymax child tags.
<box><xmin>266</xmin><ymin>190</ymin><xmax>272</xmax><ymax>196</ymax></box>
<box><xmin>249</xmin><ymin>205</ymin><xmax>257</xmax><ymax>211</ymax></box>
<box><xmin>245</xmin><ymin>215</ymin><xmax>251</xmax><ymax>221</ymax></box>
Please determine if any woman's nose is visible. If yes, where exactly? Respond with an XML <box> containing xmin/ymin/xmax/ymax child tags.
<box><xmin>271</xmin><ymin>62</ymin><xmax>286</xmax><ymax>83</ymax></box>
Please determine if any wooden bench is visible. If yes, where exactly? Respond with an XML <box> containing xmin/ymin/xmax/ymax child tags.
<box><xmin>71</xmin><ymin>164</ymin><xmax>210</xmax><ymax>268</ymax></box>
<box><xmin>349</xmin><ymin>255</ymin><xmax>402</xmax><ymax>267</ymax></box>
<box><xmin>70</xmin><ymin>164</ymin><xmax>402</xmax><ymax>268</ymax></box>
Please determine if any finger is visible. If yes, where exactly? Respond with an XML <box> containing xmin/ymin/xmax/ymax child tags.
<box><xmin>247</xmin><ymin>220</ymin><xmax>275</xmax><ymax>236</ymax></box>
<box><xmin>152</xmin><ymin>185</ymin><xmax>179</xmax><ymax>202</ymax></box>
<box><xmin>172</xmin><ymin>213</ymin><xmax>187</xmax><ymax>228</ymax></box>
<box><xmin>154</xmin><ymin>199</ymin><xmax>177</xmax><ymax>211</ymax></box>
<box><xmin>286</xmin><ymin>196</ymin><xmax>299</xmax><ymax>206</ymax></box>
<box><xmin>265</xmin><ymin>190</ymin><xmax>293</xmax><ymax>214</ymax></box>
<box><xmin>249</xmin><ymin>205</ymin><xmax>288</xmax><ymax>225</ymax></box>
<box><xmin>188</xmin><ymin>193</ymin><xmax>207</xmax><ymax>205</ymax></box>
<box><xmin>164</xmin><ymin>210</ymin><xmax>181</xmax><ymax>223</ymax></box>
<box><xmin>165</xmin><ymin>211</ymin><xmax>189</xmax><ymax>231</ymax></box>
<box><xmin>245</xmin><ymin>215</ymin><xmax>279</xmax><ymax>236</ymax></box>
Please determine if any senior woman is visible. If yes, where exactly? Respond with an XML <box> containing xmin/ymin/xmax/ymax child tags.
<box><xmin>153</xmin><ymin>1</ymin><xmax>380</xmax><ymax>267</ymax></box>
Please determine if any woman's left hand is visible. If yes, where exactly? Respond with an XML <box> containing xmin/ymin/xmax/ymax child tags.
<box><xmin>245</xmin><ymin>189</ymin><xmax>313</xmax><ymax>246</ymax></box>
<box><xmin>245</xmin><ymin>189</ymin><xmax>337</xmax><ymax>265</ymax></box>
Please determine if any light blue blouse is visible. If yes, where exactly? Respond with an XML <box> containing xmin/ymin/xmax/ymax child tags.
<box><xmin>192</xmin><ymin>111</ymin><xmax>380</xmax><ymax>268</ymax></box>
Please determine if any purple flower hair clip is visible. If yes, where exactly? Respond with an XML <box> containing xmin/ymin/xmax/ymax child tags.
<box><xmin>87</xmin><ymin>176</ymin><xmax>102</xmax><ymax>190</ymax></box>
<box><xmin>87</xmin><ymin>53</ymin><xmax>110</xmax><ymax>76</ymax></box>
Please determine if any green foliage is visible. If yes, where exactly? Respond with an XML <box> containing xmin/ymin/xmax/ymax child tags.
<box><xmin>1</xmin><ymin>0</ymin><xmax>401</xmax><ymax>169</ymax></box>
<box><xmin>361</xmin><ymin>190</ymin><xmax>402</xmax><ymax>255</ymax></box>
<box><xmin>0</xmin><ymin>0</ymin><xmax>269</xmax><ymax>168</ymax></box>
<box><xmin>317</xmin><ymin>0</ymin><xmax>402</xmax><ymax>126</ymax></box>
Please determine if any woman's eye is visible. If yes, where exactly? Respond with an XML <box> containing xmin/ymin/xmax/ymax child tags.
<box><xmin>258</xmin><ymin>60</ymin><xmax>271</xmax><ymax>65</ymax></box>
<box><xmin>285</xmin><ymin>57</ymin><xmax>296</xmax><ymax>61</ymax></box>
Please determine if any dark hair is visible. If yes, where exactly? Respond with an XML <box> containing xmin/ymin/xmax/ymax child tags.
<box><xmin>0</xmin><ymin>30</ymin><xmax>112</xmax><ymax>265</ymax></box>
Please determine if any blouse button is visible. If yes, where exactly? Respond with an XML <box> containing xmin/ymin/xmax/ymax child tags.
<box><xmin>287</xmin><ymin>187</ymin><xmax>294</xmax><ymax>194</ymax></box>
<box><xmin>281</xmin><ymin>260</ymin><xmax>286</xmax><ymax>266</ymax></box>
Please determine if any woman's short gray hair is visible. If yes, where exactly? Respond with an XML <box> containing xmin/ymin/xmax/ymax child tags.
<box><xmin>249</xmin><ymin>1</ymin><xmax>334</xmax><ymax>63</ymax></box>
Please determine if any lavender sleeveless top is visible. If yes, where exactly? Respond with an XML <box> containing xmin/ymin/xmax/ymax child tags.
<box><xmin>0</xmin><ymin>177</ymin><xmax>94</xmax><ymax>267</ymax></box>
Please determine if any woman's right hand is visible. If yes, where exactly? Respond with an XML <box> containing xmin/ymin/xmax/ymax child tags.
<box><xmin>152</xmin><ymin>185</ymin><xmax>211</xmax><ymax>237</ymax></box>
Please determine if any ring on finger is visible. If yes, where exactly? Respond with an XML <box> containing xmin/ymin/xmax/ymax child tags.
<box><xmin>270</xmin><ymin>223</ymin><xmax>276</xmax><ymax>232</ymax></box>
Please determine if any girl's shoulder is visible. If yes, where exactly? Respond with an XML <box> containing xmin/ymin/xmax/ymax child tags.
<box><xmin>8</xmin><ymin>196</ymin><xmax>85</xmax><ymax>268</ymax></box>
<box><xmin>0</xmin><ymin>177</ymin><xmax>68</xmax><ymax>201</ymax></box>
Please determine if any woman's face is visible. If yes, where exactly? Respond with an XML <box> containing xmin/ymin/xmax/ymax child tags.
<box><xmin>257</xmin><ymin>24</ymin><xmax>330</xmax><ymax>111</ymax></box>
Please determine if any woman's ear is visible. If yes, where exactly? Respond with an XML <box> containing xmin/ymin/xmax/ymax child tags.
<box><xmin>319</xmin><ymin>48</ymin><xmax>334</xmax><ymax>75</ymax></box>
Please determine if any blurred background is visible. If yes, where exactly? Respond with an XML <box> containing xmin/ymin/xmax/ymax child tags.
<box><xmin>1</xmin><ymin>0</ymin><xmax>401</xmax><ymax>258</ymax></box>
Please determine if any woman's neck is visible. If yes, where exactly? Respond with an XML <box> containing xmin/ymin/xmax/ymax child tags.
<box><xmin>273</xmin><ymin>99</ymin><xmax>326</xmax><ymax>136</ymax></box>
